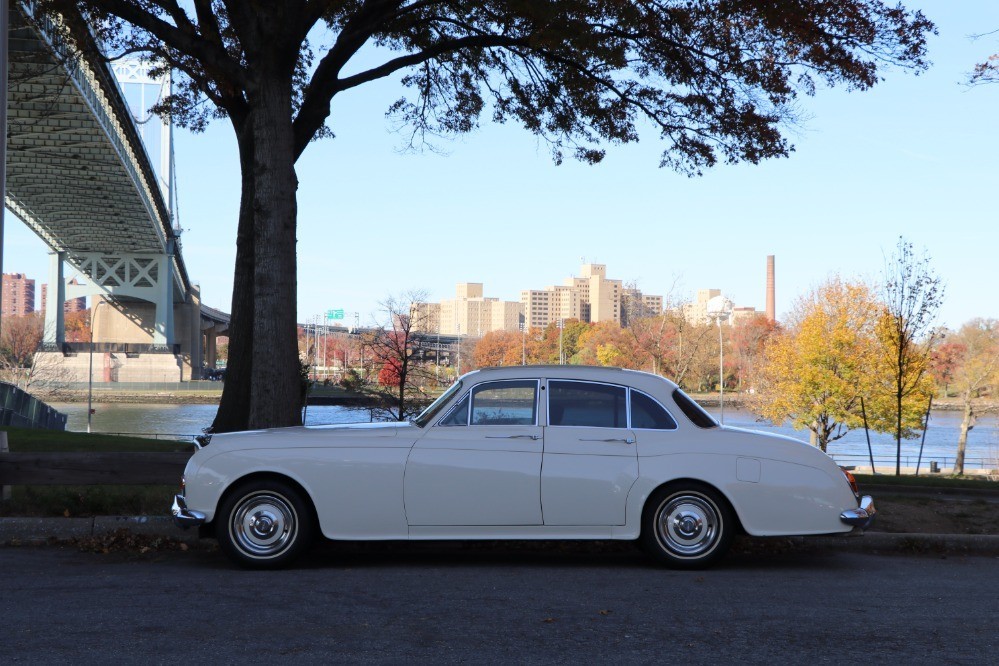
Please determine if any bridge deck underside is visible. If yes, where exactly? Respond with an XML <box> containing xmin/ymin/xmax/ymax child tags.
<box><xmin>4</xmin><ymin>5</ymin><xmax>188</xmax><ymax>297</ymax></box>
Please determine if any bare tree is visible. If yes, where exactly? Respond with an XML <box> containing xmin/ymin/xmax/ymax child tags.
<box><xmin>363</xmin><ymin>290</ymin><xmax>434</xmax><ymax>421</ymax></box>
<box><xmin>0</xmin><ymin>314</ymin><xmax>75</xmax><ymax>398</ymax></box>
<box><xmin>874</xmin><ymin>237</ymin><xmax>944</xmax><ymax>476</ymax></box>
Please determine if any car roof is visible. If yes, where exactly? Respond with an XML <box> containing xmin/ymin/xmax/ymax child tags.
<box><xmin>463</xmin><ymin>365</ymin><xmax>679</xmax><ymax>390</ymax></box>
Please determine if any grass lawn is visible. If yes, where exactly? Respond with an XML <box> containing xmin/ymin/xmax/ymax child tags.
<box><xmin>1</xmin><ymin>425</ymin><xmax>193</xmax><ymax>453</ymax></box>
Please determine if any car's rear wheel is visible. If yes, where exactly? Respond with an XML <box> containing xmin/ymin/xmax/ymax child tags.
<box><xmin>641</xmin><ymin>483</ymin><xmax>734</xmax><ymax>569</ymax></box>
<box><xmin>216</xmin><ymin>479</ymin><xmax>314</xmax><ymax>569</ymax></box>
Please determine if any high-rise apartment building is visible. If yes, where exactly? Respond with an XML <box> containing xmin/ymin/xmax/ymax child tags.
<box><xmin>40</xmin><ymin>280</ymin><xmax>88</xmax><ymax>315</ymax></box>
<box><xmin>621</xmin><ymin>287</ymin><xmax>664</xmax><ymax>326</ymax></box>
<box><xmin>522</xmin><ymin>264</ymin><xmax>631</xmax><ymax>327</ymax></box>
<box><xmin>1</xmin><ymin>273</ymin><xmax>36</xmax><ymax>316</ymax></box>
<box><xmin>415</xmin><ymin>283</ymin><xmax>524</xmax><ymax>336</ymax></box>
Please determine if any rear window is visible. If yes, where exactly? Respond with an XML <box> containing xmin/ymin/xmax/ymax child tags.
<box><xmin>672</xmin><ymin>389</ymin><xmax>718</xmax><ymax>429</ymax></box>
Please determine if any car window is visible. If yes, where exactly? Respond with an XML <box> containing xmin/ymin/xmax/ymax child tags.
<box><xmin>437</xmin><ymin>394</ymin><xmax>470</xmax><ymax>426</ymax></box>
<box><xmin>414</xmin><ymin>380</ymin><xmax>464</xmax><ymax>427</ymax></box>
<box><xmin>630</xmin><ymin>390</ymin><xmax>678</xmax><ymax>430</ymax></box>
<box><xmin>549</xmin><ymin>381</ymin><xmax>627</xmax><ymax>428</ymax></box>
<box><xmin>470</xmin><ymin>381</ymin><xmax>538</xmax><ymax>426</ymax></box>
<box><xmin>672</xmin><ymin>388</ymin><xmax>718</xmax><ymax>428</ymax></box>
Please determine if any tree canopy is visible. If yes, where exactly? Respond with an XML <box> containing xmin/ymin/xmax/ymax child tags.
<box><xmin>36</xmin><ymin>0</ymin><xmax>936</xmax><ymax>430</ymax></box>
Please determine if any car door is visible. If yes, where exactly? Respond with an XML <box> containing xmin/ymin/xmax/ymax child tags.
<box><xmin>542</xmin><ymin>380</ymin><xmax>638</xmax><ymax>526</ymax></box>
<box><xmin>405</xmin><ymin>379</ymin><xmax>543</xmax><ymax>526</ymax></box>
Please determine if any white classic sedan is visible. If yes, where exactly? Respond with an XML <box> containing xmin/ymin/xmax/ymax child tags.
<box><xmin>173</xmin><ymin>366</ymin><xmax>875</xmax><ymax>569</ymax></box>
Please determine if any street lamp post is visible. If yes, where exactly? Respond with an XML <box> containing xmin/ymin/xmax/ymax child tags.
<box><xmin>705</xmin><ymin>295</ymin><xmax>733</xmax><ymax>424</ymax></box>
<box><xmin>521</xmin><ymin>321</ymin><xmax>526</xmax><ymax>366</ymax></box>
<box><xmin>558</xmin><ymin>319</ymin><xmax>565</xmax><ymax>365</ymax></box>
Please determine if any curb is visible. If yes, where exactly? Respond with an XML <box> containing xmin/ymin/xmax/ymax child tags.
<box><xmin>0</xmin><ymin>516</ymin><xmax>200</xmax><ymax>543</ymax></box>
<box><xmin>1</xmin><ymin>517</ymin><xmax>998</xmax><ymax>555</ymax></box>
<box><xmin>803</xmin><ymin>532</ymin><xmax>999</xmax><ymax>556</ymax></box>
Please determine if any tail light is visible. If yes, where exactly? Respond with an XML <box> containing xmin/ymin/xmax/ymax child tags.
<box><xmin>840</xmin><ymin>467</ymin><xmax>859</xmax><ymax>496</ymax></box>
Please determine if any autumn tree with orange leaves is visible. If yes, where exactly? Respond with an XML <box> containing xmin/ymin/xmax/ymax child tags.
<box><xmin>750</xmin><ymin>278</ymin><xmax>881</xmax><ymax>452</ymax></box>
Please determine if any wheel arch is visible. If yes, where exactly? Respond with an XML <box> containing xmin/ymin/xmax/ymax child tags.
<box><xmin>639</xmin><ymin>477</ymin><xmax>746</xmax><ymax>538</ymax></box>
<box><xmin>213</xmin><ymin>471</ymin><xmax>319</xmax><ymax>528</ymax></box>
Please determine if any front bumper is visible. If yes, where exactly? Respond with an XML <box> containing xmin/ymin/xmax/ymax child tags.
<box><xmin>172</xmin><ymin>494</ymin><xmax>207</xmax><ymax>529</ymax></box>
<box><xmin>840</xmin><ymin>495</ymin><xmax>877</xmax><ymax>530</ymax></box>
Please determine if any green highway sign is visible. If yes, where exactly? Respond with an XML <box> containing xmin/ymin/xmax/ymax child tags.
<box><xmin>326</xmin><ymin>309</ymin><xmax>345</xmax><ymax>320</ymax></box>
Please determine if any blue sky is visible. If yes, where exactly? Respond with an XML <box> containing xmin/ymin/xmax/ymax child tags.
<box><xmin>4</xmin><ymin>0</ymin><xmax>998</xmax><ymax>330</ymax></box>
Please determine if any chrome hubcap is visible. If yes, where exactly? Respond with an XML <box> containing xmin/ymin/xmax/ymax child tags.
<box><xmin>231</xmin><ymin>492</ymin><xmax>297</xmax><ymax>558</ymax></box>
<box><xmin>657</xmin><ymin>494</ymin><xmax>720</xmax><ymax>557</ymax></box>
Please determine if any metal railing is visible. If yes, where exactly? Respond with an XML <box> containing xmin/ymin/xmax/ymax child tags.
<box><xmin>62</xmin><ymin>381</ymin><xmax>224</xmax><ymax>391</ymax></box>
<box><xmin>0</xmin><ymin>382</ymin><xmax>68</xmax><ymax>430</ymax></box>
<box><xmin>829</xmin><ymin>453</ymin><xmax>996</xmax><ymax>472</ymax></box>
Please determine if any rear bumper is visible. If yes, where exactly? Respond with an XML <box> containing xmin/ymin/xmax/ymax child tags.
<box><xmin>840</xmin><ymin>495</ymin><xmax>876</xmax><ymax>530</ymax></box>
<box><xmin>171</xmin><ymin>494</ymin><xmax>206</xmax><ymax>529</ymax></box>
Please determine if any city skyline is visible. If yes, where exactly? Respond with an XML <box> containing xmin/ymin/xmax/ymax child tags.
<box><xmin>2</xmin><ymin>0</ymin><xmax>997</xmax><ymax>333</ymax></box>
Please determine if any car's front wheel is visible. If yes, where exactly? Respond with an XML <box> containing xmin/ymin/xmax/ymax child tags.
<box><xmin>216</xmin><ymin>478</ymin><xmax>315</xmax><ymax>569</ymax></box>
<box><xmin>641</xmin><ymin>483</ymin><xmax>734</xmax><ymax>569</ymax></box>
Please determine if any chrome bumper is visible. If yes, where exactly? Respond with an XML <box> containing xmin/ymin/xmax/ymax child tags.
<box><xmin>840</xmin><ymin>495</ymin><xmax>877</xmax><ymax>530</ymax></box>
<box><xmin>172</xmin><ymin>494</ymin><xmax>207</xmax><ymax>529</ymax></box>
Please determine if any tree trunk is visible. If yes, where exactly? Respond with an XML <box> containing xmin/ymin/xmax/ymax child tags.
<box><xmin>895</xmin><ymin>388</ymin><xmax>903</xmax><ymax>476</ymax></box>
<box><xmin>955</xmin><ymin>394</ymin><xmax>972</xmax><ymax>476</ymax></box>
<box><xmin>247</xmin><ymin>77</ymin><xmax>302</xmax><ymax>429</ymax></box>
<box><xmin>211</xmin><ymin>120</ymin><xmax>255</xmax><ymax>433</ymax></box>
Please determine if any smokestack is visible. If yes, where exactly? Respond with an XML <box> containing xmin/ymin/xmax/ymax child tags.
<box><xmin>766</xmin><ymin>255</ymin><xmax>775</xmax><ymax>323</ymax></box>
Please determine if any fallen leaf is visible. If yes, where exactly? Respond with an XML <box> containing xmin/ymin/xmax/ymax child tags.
<box><xmin>599</xmin><ymin>610</ymin><xmax>612</xmax><ymax>616</ymax></box>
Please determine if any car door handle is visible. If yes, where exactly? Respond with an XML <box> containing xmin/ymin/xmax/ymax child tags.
<box><xmin>486</xmin><ymin>434</ymin><xmax>541</xmax><ymax>440</ymax></box>
<box><xmin>579</xmin><ymin>437</ymin><xmax>636</xmax><ymax>444</ymax></box>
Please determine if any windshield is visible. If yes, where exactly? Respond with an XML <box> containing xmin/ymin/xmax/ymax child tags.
<box><xmin>413</xmin><ymin>381</ymin><xmax>464</xmax><ymax>428</ymax></box>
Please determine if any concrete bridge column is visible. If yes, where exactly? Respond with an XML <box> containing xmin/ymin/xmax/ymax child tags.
<box><xmin>153</xmin><ymin>242</ymin><xmax>175</xmax><ymax>348</ymax></box>
<box><xmin>205</xmin><ymin>330</ymin><xmax>218</xmax><ymax>369</ymax></box>
<box><xmin>43</xmin><ymin>251</ymin><xmax>66</xmax><ymax>347</ymax></box>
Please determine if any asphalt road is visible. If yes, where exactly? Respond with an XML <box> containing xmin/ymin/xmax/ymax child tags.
<box><xmin>1</xmin><ymin>542</ymin><xmax>995</xmax><ymax>664</ymax></box>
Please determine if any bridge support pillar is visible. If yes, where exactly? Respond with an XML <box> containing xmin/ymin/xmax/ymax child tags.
<box><xmin>43</xmin><ymin>251</ymin><xmax>66</xmax><ymax>348</ymax></box>
<box><xmin>204</xmin><ymin>329</ymin><xmax>218</xmax><ymax>368</ymax></box>
<box><xmin>153</xmin><ymin>244</ymin><xmax>175</xmax><ymax>348</ymax></box>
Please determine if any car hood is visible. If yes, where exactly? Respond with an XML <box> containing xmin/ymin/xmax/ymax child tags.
<box><xmin>201</xmin><ymin>420</ymin><xmax>418</xmax><ymax>453</ymax></box>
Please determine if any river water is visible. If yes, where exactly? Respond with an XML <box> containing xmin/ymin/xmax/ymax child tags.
<box><xmin>51</xmin><ymin>402</ymin><xmax>999</xmax><ymax>471</ymax></box>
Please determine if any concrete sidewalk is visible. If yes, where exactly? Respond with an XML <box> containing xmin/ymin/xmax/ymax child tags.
<box><xmin>1</xmin><ymin>516</ymin><xmax>998</xmax><ymax>556</ymax></box>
